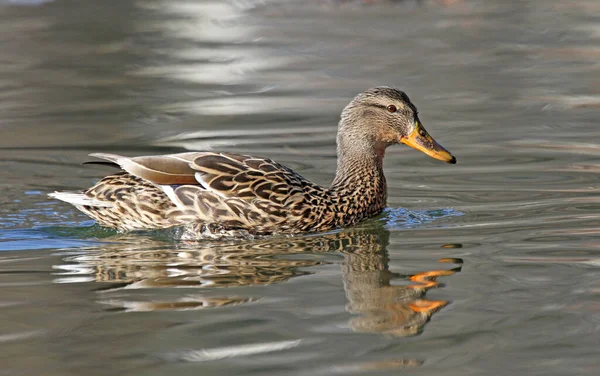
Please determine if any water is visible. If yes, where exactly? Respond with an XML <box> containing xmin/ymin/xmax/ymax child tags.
<box><xmin>1</xmin><ymin>0</ymin><xmax>599</xmax><ymax>374</ymax></box>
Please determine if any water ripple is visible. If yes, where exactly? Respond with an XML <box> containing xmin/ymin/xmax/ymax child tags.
<box><xmin>382</xmin><ymin>207</ymin><xmax>463</xmax><ymax>230</ymax></box>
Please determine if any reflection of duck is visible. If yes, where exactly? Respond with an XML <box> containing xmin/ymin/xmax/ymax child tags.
<box><xmin>55</xmin><ymin>226</ymin><xmax>460</xmax><ymax>336</ymax></box>
<box><xmin>344</xmin><ymin>253</ymin><xmax>460</xmax><ymax>336</ymax></box>
<box><xmin>337</xmin><ymin>228</ymin><xmax>461</xmax><ymax>336</ymax></box>
<box><xmin>49</xmin><ymin>87</ymin><xmax>456</xmax><ymax>239</ymax></box>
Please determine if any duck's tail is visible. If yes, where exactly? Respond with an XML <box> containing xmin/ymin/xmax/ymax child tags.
<box><xmin>48</xmin><ymin>191</ymin><xmax>113</xmax><ymax>208</ymax></box>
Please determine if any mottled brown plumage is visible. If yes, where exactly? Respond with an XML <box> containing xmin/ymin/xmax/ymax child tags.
<box><xmin>49</xmin><ymin>87</ymin><xmax>456</xmax><ymax>239</ymax></box>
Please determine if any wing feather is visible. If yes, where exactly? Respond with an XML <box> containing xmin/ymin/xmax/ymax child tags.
<box><xmin>89</xmin><ymin>152</ymin><xmax>203</xmax><ymax>185</ymax></box>
<box><xmin>190</xmin><ymin>152</ymin><xmax>308</xmax><ymax>206</ymax></box>
<box><xmin>167</xmin><ymin>186</ymin><xmax>287</xmax><ymax>231</ymax></box>
<box><xmin>87</xmin><ymin>151</ymin><xmax>319</xmax><ymax>233</ymax></box>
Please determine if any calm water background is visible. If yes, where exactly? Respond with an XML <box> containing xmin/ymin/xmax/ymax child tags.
<box><xmin>1</xmin><ymin>0</ymin><xmax>599</xmax><ymax>375</ymax></box>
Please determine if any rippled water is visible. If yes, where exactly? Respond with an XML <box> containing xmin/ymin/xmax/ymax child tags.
<box><xmin>1</xmin><ymin>0</ymin><xmax>600</xmax><ymax>375</ymax></box>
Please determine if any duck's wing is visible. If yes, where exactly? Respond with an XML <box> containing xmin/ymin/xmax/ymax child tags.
<box><xmin>89</xmin><ymin>152</ymin><xmax>311</xmax><ymax>204</ymax></box>
<box><xmin>180</xmin><ymin>152</ymin><xmax>314</xmax><ymax>232</ymax></box>
<box><xmin>188</xmin><ymin>152</ymin><xmax>309</xmax><ymax>205</ymax></box>
<box><xmin>89</xmin><ymin>152</ymin><xmax>316</xmax><ymax>232</ymax></box>
<box><xmin>50</xmin><ymin>152</ymin><xmax>202</xmax><ymax>209</ymax></box>
<box><xmin>89</xmin><ymin>152</ymin><xmax>201</xmax><ymax>185</ymax></box>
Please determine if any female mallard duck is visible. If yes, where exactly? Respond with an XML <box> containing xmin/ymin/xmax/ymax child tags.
<box><xmin>49</xmin><ymin>87</ymin><xmax>456</xmax><ymax>239</ymax></box>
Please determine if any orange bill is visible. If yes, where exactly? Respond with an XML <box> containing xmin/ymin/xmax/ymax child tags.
<box><xmin>400</xmin><ymin>121</ymin><xmax>456</xmax><ymax>164</ymax></box>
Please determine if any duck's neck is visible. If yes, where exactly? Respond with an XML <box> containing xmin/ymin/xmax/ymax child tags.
<box><xmin>330</xmin><ymin>128</ymin><xmax>388</xmax><ymax>217</ymax></box>
<box><xmin>332</xmin><ymin>138</ymin><xmax>385</xmax><ymax>187</ymax></box>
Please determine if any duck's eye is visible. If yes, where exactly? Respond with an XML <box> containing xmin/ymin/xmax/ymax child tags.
<box><xmin>386</xmin><ymin>105</ymin><xmax>397</xmax><ymax>113</ymax></box>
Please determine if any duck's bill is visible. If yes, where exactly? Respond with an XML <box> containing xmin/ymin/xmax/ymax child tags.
<box><xmin>400</xmin><ymin>122</ymin><xmax>456</xmax><ymax>164</ymax></box>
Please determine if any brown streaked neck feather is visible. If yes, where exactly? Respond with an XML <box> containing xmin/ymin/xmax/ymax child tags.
<box><xmin>329</xmin><ymin>118</ymin><xmax>388</xmax><ymax>217</ymax></box>
<box><xmin>331</xmin><ymin>140</ymin><xmax>386</xmax><ymax>188</ymax></box>
<box><xmin>331</xmin><ymin>112</ymin><xmax>387</xmax><ymax>185</ymax></box>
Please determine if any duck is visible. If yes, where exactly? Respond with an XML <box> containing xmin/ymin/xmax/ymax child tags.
<box><xmin>49</xmin><ymin>87</ymin><xmax>456</xmax><ymax>240</ymax></box>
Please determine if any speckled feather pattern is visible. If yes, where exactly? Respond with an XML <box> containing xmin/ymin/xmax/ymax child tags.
<box><xmin>77</xmin><ymin>152</ymin><xmax>387</xmax><ymax>239</ymax></box>
<box><xmin>80</xmin><ymin>172</ymin><xmax>175</xmax><ymax>230</ymax></box>
<box><xmin>50</xmin><ymin>87</ymin><xmax>450</xmax><ymax>240</ymax></box>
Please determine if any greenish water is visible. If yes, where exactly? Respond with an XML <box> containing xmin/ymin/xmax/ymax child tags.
<box><xmin>1</xmin><ymin>0</ymin><xmax>599</xmax><ymax>375</ymax></box>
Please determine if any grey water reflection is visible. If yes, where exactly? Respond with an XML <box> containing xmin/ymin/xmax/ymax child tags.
<box><xmin>2</xmin><ymin>0</ymin><xmax>600</xmax><ymax>375</ymax></box>
<box><xmin>54</xmin><ymin>226</ymin><xmax>461</xmax><ymax>338</ymax></box>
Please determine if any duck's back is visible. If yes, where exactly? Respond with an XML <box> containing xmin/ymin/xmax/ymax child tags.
<box><xmin>49</xmin><ymin>152</ymin><xmax>338</xmax><ymax>238</ymax></box>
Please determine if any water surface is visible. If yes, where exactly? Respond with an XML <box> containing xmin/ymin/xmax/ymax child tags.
<box><xmin>1</xmin><ymin>0</ymin><xmax>599</xmax><ymax>375</ymax></box>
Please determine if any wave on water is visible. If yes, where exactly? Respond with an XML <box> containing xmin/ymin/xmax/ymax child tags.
<box><xmin>381</xmin><ymin>207</ymin><xmax>463</xmax><ymax>230</ymax></box>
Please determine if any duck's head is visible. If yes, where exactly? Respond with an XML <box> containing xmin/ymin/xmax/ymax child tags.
<box><xmin>339</xmin><ymin>87</ymin><xmax>456</xmax><ymax>164</ymax></box>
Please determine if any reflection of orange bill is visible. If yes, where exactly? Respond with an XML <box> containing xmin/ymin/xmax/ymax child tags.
<box><xmin>400</xmin><ymin>121</ymin><xmax>456</xmax><ymax>164</ymax></box>
<box><xmin>409</xmin><ymin>299</ymin><xmax>448</xmax><ymax>314</ymax></box>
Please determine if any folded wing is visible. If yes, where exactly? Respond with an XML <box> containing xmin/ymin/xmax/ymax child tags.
<box><xmin>89</xmin><ymin>152</ymin><xmax>313</xmax><ymax>233</ymax></box>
